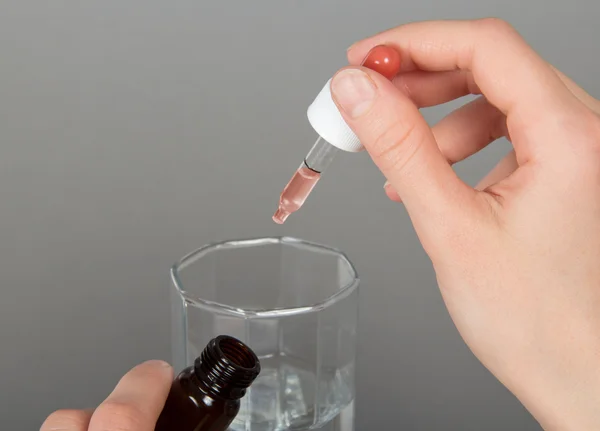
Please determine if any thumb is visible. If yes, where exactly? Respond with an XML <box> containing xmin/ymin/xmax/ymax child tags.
<box><xmin>331</xmin><ymin>67</ymin><xmax>478</xmax><ymax>237</ymax></box>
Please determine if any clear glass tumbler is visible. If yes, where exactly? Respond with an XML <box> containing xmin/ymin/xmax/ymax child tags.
<box><xmin>170</xmin><ymin>237</ymin><xmax>359</xmax><ymax>431</ymax></box>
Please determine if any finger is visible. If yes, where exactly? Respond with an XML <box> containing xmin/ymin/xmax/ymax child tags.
<box><xmin>386</xmin><ymin>150</ymin><xmax>518</xmax><ymax>203</ymax></box>
<box><xmin>393</xmin><ymin>70</ymin><xmax>480</xmax><ymax>108</ymax></box>
<box><xmin>389</xmin><ymin>64</ymin><xmax>599</xmax><ymax>114</ymax></box>
<box><xmin>434</xmin><ymin>96</ymin><xmax>507</xmax><ymax>164</ymax></box>
<box><xmin>347</xmin><ymin>19</ymin><xmax>581</xmax><ymax>160</ymax></box>
<box><xmin>346</xmin><ymin>19</ymin><xmax>567</xmax><ymax>112</ymax></box>
<box><xmin>384</xmin><ymin>96</ymin><xmax>506</xmax><ymax>202</ymax></box>
<box><xmin>41</xmin><ymin>409</ymin><xmax>93</xmax><ymax>431</ymax></box>
<box><xmin>89</xmin><ymin>360</ymin><xmax>173</xmax><ymax>431</ymax></box>
<box><xmin>331</xmin><ymin>66</ymin><xmax>479</xmax><ymax>241</ymax></box>
<box><xmin>476</xmin><ymin>150</ymin><xmax>518</xmax><ymax>190</ymax></box>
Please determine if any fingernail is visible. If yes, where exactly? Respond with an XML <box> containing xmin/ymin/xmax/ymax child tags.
<box><xmin>383</xmin><ymin>181</ymin><xmax>395</xmax><ymax>194</ymax></box>
<box><xmin>144</xmin><ymin>359</ymin><xmax>172</xmax><ymax>369</ymax></box>
<box><xmin>384</xmin><ymin>181</ymin><xmax>402</xmax><ymax>202</ymax></box>
<box><xmin>331</xmin><ymin>69</ymin><xmax>377</xmax><ymax>118</ymax></box>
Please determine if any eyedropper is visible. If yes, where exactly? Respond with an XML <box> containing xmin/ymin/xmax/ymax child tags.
<box><xmin>272</xmin><ymin>45</ymin><xmax>401</xmax><ymax>224</ymax></box>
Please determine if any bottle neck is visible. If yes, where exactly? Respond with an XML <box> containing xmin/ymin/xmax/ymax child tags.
<box><xmin>193</xmin><ymin>335</ymin><xmax>260</xmax><ymax>400</ymax></box>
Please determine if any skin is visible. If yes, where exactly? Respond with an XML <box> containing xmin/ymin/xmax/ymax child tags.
<box><xmin>41</xmin><ymin>360</ymin><xmax>173</xmax><ymax>431</ymax></box>
<box><xmin>41</xmin><ymin>18</ymin><xmax>600</xmax><ymax>431</ymax></box>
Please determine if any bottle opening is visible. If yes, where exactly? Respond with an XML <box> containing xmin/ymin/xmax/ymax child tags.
<box><xmin>195</xmin><ymin>335</ymin><xmax>261</xmax><ymax>399</ymax></box>
<box><xmin>217</xmin><ymin>336</ymin><xmax>258</xmax><ymax>370</ymax></box>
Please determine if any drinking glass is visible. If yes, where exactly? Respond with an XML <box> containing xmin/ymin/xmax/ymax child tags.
<box><xmin>170</xmin><ymin>237</ymin><xmax>359</xmax><ymax>431</ymax></box>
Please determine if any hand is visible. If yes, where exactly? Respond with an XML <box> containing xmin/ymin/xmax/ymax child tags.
<box><xmin>41</xmin><ymin>360</ymin><xmax>172</xmax><ymax>431</ymax></box>
<box><xmin>331</xmin><ymin>19</ymin><xmax>600</xmax><ymax>430</ymax></box>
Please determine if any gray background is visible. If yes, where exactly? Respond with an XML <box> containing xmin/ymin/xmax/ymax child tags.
<box><xmin>1</xmin><ymin>0</ymin><xmax>598</xmax><ymax>429</ymax></box>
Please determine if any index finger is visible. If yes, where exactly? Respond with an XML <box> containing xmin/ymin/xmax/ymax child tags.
<box><xmin>88</xmin><ymin>360</ymin><xmax>173</xmax><ymax>431</ymax></box>
<box><xmin>347</xmin><ymin>19</ymin><xmax>578</xmax><ymax>121</ymax></box>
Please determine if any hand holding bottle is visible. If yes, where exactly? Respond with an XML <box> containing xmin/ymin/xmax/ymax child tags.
<box><xmin>41</xmin><ymin>336</ymin><xmax>260</xmax><ymax>431</ymax></box>
<box><xmin>40</xmin><ymin>360</ymin><xmax>173</xmax><ymax>431</ymax></box>
<box><xmin>331</xmin><ymin>18</ymin><xmax>600</xmax><ymax>430</ymax></box>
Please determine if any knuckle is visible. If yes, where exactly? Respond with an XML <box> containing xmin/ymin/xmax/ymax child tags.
<box><xmin>91</xmin><ymin>401</ymin><xmax>146</xmax><ymax>431</ymax></box>
<box><xmin>475</xmin><ymin>17</ymin><xmax>516</xmax><ymax>37</ymax></box>
<box><xmin>473</xmin><ymin>18</ymin><xmax>521</xmax><ymax>53</ymax></box>
<box><xmin>561</xmin><ymin>109</ymin><xmax>600</xmax><ymax>153</ymax></box>
<box><xmin>41</xmin><ymin>409</ymin><xmax>90</xmax><ymax>430</ymax></box>
<box><xmin>463</xmin><ymin>70</ymin><xmax>481</xmax><ymax>95</ymax></box>
<box><xmin>370</xmin><ymin>117</ymin><xmax>426</xmax><ymax>173</ymax></box>
<box><xmin>542</xmin><ymin>110</ymin><xmax>600</xmax><ymax>187</ymax></box>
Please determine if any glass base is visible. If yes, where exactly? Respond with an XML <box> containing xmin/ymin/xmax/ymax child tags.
<box><xmin>228</xmin><ymin>401</ymin><xmax>354</xmax><ymax>431</ymax></box>
<box><xmin>229</xmin><ymin>352</ymin><xmax>353</xmax><ymax>431</ymax></box>
<box><xmin>312</xmin><ymin>401</ymin><xmax>354</xmax><ymax>431</ymax></box>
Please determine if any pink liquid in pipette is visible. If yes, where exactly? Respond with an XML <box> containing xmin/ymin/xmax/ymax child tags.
<box><xmin>272</xmin><ymin>165</ymin><xmax>320</xmax><ymax>224</ymax></box>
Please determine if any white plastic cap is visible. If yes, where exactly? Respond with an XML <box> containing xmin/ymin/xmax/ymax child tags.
<box><xmin>307</xmin><ymin>78</ymin><xmax>363</xmax><ymax>152</ymax></box>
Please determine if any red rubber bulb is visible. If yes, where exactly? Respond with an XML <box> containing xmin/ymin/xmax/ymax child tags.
<box><xmin>360</xmin><ymin>45</ymin><xmax>401</xmax><ymax>80</ymax></box>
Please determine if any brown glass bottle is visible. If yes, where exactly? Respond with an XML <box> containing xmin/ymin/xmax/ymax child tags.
<box><xmin>154</xmin><ymin>335</ymin><xmax>261</xmax><ymax>431</ymax></box>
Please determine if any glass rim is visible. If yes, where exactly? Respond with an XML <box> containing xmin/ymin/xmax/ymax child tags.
<box><xmin>170</xmin><ymin>236</ymin><xmax>359</xmax><ymax>318</ymax></box>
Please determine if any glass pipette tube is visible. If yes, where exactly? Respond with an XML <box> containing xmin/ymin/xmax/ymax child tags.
<box><xmin>272</xmin><ymin>136</ymin><xmax>336</xmax><ymax>224</ymax></box>
<box><xmin>273</xmin><ymin>45</ymin><xmax>401</xmax><ymax>224</ymax></box>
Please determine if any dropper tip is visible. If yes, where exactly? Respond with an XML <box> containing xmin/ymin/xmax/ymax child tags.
<box><xmin>272</xmin><ymin>208</ymin><xmax>290</xmax><ymax>224</ymax></box>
